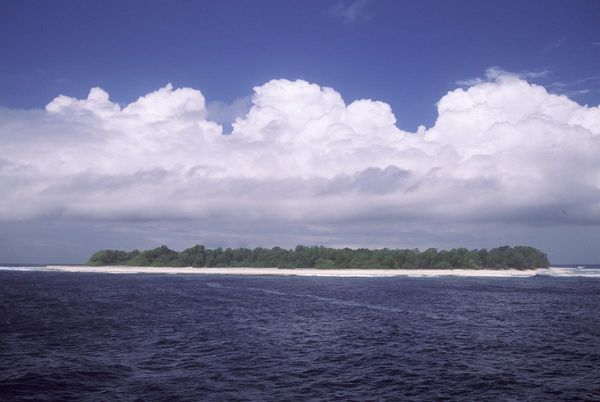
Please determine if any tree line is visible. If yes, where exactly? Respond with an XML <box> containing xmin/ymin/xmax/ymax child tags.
<box><xmin>87</xmin><ymin>244</ymin><xmax>550</xmax><ymax>269</ymax></box>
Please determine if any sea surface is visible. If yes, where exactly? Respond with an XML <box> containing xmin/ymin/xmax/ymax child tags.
<box><xmin>1</xmin><ymin>270</ymin><xmax>599</xmax><ymax>401</ymax></box>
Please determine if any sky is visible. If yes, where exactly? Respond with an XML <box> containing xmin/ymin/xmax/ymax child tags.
<box><xmin>1</xmin><ymin>0</ymin><xmax>599</xmax><ymax>263</ymax></box>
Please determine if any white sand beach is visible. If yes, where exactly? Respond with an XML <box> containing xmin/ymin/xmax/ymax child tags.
<box><xmin>40</xmin><ymin>265</ymin><xmax>556</xmax><ymax>277</ymax></box>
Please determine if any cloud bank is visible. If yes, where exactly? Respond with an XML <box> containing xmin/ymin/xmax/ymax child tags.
<box><xmin>1</xmin><ymin>73</ymin><xmax>599</xmax><ymax>259</ymax></box>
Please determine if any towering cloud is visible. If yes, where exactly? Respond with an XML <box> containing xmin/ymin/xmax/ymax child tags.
<box><xmin>1</xmin><ymin>73</ymin><xmax>599</xmax><ymax>236</ymax></box>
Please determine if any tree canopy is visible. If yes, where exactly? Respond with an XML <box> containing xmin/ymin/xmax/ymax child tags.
<box><xmin>87</xmin><ymin>244</ymin><xmax>550</xmax><ymax>269</ymax></box>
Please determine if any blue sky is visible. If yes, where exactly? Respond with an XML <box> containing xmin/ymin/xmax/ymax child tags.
<box><xmin>1</xmin><ymin>0</ymin><xmax>599</xmax><ymax>130</ymax></box>
<box><xmin>1</xmin><ymin>1</ymin><xmax>600</xmax><ymax>264</ymax></box>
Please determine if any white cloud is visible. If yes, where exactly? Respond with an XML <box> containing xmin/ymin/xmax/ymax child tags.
<box><xmin>1</xmin><ymin>73</ymin><xmax>599</xmax><ymax>247</ymax></box>
<box><xmin>329</xmin><ymin>0</ymin><xmax>372</xmax><ymax>23</ymax></box>
<box><xmin>548</xmin><ymin>75</ymin><xmax>600</xmax><ymax>100</ymax></box>
<box><xmin>542</xmin><ymin>36</ymin><xmax>567</xmax><ymax>53</ymax></box>
<box><xmin>456</xmin><ymin>66</ymin><xmax>550</xmax><ymax>87</ymax></box>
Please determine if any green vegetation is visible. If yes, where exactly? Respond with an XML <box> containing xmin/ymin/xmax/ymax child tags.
<box><xmin>87</xmin><ymin>245</ymin><xmax>550</xmax><ymax>269</ymax></box>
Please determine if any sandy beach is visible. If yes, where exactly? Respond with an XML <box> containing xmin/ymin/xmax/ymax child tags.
<box><xmin>41</xmin><ymin>265</ymin><xmax>554</xmax><ymax>277</ymax></box>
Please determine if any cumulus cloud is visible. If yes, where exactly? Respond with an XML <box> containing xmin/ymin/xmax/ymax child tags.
<box><xmin>1</xmin><ymin>73</ymin><xmax>599</xmax><ymax>256</ymax></box>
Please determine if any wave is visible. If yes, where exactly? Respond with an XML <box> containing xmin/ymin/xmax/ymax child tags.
<box><xmin>540</xmin><ymin>267</ymin><xmax>600</xmax><ymax>278</ymax></box>
<box><xmin>2</xmin><ymin>265</ymin><xmax>600</xmax><ymax>278</ymax></box>
<box><xmin>0</xmin><ymin>266</ymin><xmax>46</xmax><ymax>271</ymax></box>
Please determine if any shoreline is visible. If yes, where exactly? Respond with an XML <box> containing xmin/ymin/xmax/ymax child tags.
<box><xmin>38</xmin><ymin>265</ymin><xmax>553</xmax><ymax>277</ymax></box>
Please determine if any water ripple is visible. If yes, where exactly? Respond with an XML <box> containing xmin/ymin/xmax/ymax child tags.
<box><xmin>1</xmin><ymin>272</ymin><xmax>599</xmax><ymax>400</ymax></box>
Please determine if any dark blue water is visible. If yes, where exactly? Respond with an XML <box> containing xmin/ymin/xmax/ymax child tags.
<box><xmin>1</xmin><ymin>272</ymin><xmax>599</xmax><ymax>401</ymax></box>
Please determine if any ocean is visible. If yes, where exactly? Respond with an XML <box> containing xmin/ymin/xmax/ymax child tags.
<box><xmin>1</xmin><ymin>270</ymin><xmax>599</xmax><ymax>400</ymax></box>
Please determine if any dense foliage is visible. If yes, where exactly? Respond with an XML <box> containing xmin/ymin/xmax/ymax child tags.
<box><xmin>87</xmin><ymin>245</ymin><xmax>550</xmax><ymax>269</ymax></box>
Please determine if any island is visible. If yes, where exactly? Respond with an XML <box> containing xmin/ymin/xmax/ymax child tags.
<box><xmin>86</xmin><ymin>245</ymin><xmax>550</xmax><ymax>270</ymax></box>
